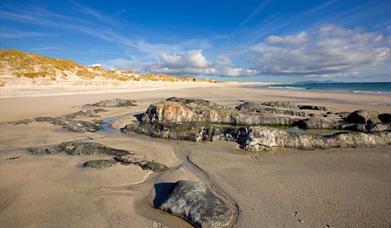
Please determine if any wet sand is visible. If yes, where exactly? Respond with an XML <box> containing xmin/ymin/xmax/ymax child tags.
<box><xmin>1</xmin><ymin>85</ymin><xmax>390</xmax><ymax>227</ymax></box>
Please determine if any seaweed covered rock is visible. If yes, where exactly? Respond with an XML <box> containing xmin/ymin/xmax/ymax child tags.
<box><xmin>155</xmin><ymin>180</ymin><xmax>234</xmax><ymax>228</ymax></box>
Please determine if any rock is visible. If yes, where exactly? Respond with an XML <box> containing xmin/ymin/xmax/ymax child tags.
<box><xmin>28</xmin><ymin>141</ymin><xmax>132</xmax><ymax>156</ymax></box>
<box><xmin>10</xmin><ymin>109</ymin><xmax>104</xmax><ymax>132</ymax></box>
<box><xmin>114</xmin><ymin>155</ymin><xmax>168</xmax><ymax>172</ymax></box>
<box><xmin>292</xmin><ymin>117</ymin><xmax>339</xmax><ymax>129</ymax></box>
<box><xmin>122</xmin><ymin>122</ymin><xmax>249</xmax><ymax>143</ymax></box>
<box><xmin>378</xmin><ymin>113</ymin><xmax>391</xmax><ymax>123</ymax></box>
<box><xmin>63</xmin><ymin>108</ymin><xmax>106</xmax><ymax>118</ymax></box>
<box><xmin>366</xmin><ymin>123</ymin><xmax>390</xmax><ymax>133</ymax></box>
<box><xmin>261</xmin><ymin>101</ymin><xmax>298</xmax><ymax>109</ymax></box>
<box><xmin>346</xmin><ymin>110</ymin><xmax>380</xmax><ymax>124</ymax></box>
<box><xmin>242</xmin><ymin>126</ymin><xmax>391</xmax><ymax>151</ymax></box>
<box><xmin>34</xmin><ymin>117</ymin><xmax>102</xmax><ymax>132</ymax></box>
<box><xmin>143</xmin><ymin>98</ymin><xmax>302</xmax><ymax>126</ymax></box>
<box><xmin>235</xmin><ymin>102</ymin><xmax>307</xmax><ymax>117</ymax></box>
<box><xmin>83</xmin><ymin>159</ymin><xmax>117</xmax><ymax>168</ymax></box>
<box><xmin>89</xmin><ymin>98</ymin><xmax>136</xmax><ymax>107</ymax></box>
<box><xmin>155</xmin><ymin>180</ymin><xmax>234</xmax><ymax>228</ymax></box>
<box><xmin>298</xmin><ymin>105</ymin><xmax>329</xmax><ymax>111</ymax></box>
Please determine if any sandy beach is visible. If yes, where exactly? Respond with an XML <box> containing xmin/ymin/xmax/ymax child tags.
<box><xmin>1</xmin><ymin>84</ymin><xmax>390</xmax><ymax>228</ymax></box>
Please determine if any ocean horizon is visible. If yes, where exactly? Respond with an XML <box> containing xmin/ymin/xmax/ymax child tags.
<box><xmin>245</xmin><ymin>82</ymin><xmax>391</xmax><ymax>95</ymax></box>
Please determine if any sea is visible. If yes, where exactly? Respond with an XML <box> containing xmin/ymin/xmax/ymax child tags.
<box><xmin>247</xmin><ymin>82</ymin><xmax>391</xmax><ymax>95</ymax></box>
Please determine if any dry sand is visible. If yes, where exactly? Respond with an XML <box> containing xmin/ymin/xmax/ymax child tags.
<box><xmin>0</xmin><ymin>84</ymin><xmax>390</xmax><ymax>227</ymax></box>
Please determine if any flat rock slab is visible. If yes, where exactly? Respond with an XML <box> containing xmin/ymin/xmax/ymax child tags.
<box><xmin>155</xmin><ymin>180</ymin><xmax>234</xmax><ymax>228</ymax></box>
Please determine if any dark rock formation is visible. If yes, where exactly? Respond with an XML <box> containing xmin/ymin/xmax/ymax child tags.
<box><xmin>155</xmin><ymin>180</ymin><xmax>234</xmax><ymax>228</ymax></box>
<box><xmin>114</xmin><ymin>155</ymin><xmax>168</xmax><ymax>172</ymax></box>
<box><xmin>83</xmin><ymin>159</ymin><xmax>117</xmax><ymax>168</ymax></box>
<box><xmin>88</xmin><ymin>98</ymin><xmax>136</xmax><ymax>107</ymax></box>
<box><xmin>292</xmin><ymin>117</ymin><xmax>340</xmax><ymax>129</ymax></box>
<box><xmin>28</xmin><ymin>141</ymin><xmax>132</xmax><ymax>156</ymax></box>
<box><xmin>261</xmin><ymin>101</ymin><xmax>298</xmax><ymax>109</ymax></box>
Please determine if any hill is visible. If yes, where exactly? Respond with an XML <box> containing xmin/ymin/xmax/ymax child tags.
<box><xmin>0</xmin><ymin>49</ymin><xmax>214</xmax><ymax>86</ymax></box>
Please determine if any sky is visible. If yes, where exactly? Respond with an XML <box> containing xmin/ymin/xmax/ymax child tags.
<box><xmin>0</xmin><ymin>0</ymin><xmax>390</xmax><ymax>82</ymax></box>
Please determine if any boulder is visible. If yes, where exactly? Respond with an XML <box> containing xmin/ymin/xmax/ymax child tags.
<box><xmin>83</xmin><ymin>159</ymin><xmax>117</xmax><ymax>168</ymax></box>
<box><xmin>89</xmin><ymin>98</ymin><xmax>136</xmax><ymax>107</ymax></box>
<box><xmin>114</xmin><ymin>155</ymin><xmax>168</xmax><ymax>172</ymax></box>
<box><xmin>346</xmin><ymin>110</ymin><xmax>380</xmax><ymax>124</ymax></box>
<box><xmin>155</xmin><ymin>180</ymin><xmax>234</xmax><ymax>228</ymax></box>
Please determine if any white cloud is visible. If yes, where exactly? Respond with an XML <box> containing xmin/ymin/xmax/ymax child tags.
<box><xmin>249</xmin><ymin>26</ymin><xmax>390</xmax><ymax>77</ymax></box>
<box><xmin>159</xmin><ymin>50</ymin><xmax>208</xmax><ymax>68</ymax></box>
<box><xmin>266</xmin><ymin>32</ymin><xmax>308</xmax><ymax>44</ymax></box>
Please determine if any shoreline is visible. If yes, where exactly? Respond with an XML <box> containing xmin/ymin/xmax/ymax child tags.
<box><xmin>0</xmin><ymin>81</ymin><xmax>274</xmax><ymax>99</ymax></box>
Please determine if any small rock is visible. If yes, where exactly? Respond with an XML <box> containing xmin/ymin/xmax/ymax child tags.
<box><xmin>114</xmin><ymin>155</ymin><xmax>168</xmax><ymax>172</ymax></box>
<box><xmin>83</xmin><ymin>159</ymin><xmax>117</xmax><ymax>168</ymax></box>
<box><xmin>6</xmin><ymin>156</ymin><xmax>20</xmax><ymax>160</ymax></box>
<box><xmin>89</xmin><ymin>98</ymin><xmax>136</xmax><ymax>107</ymax></box>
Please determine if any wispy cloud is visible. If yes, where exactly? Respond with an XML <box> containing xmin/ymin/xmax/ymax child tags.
<box><xmin>0</xmin><ymin>30</ymin><xmax>55</xmax><ymax>38</ymax></box>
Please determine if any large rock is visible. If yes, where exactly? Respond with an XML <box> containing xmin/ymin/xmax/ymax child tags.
<box><xmin>242</xmin><ymin>126</ymin><xmax>391</xmax><ymax>151</ymax></box>
<box><xmin>346</xmin><ymin>110</ymin><xmax>380</xmax><ymax>124</ymax></box>
<box><xmin>155</xmin><ymin>180</ymin><xmax>234</xmax><ymax>228</ymax></box>
<box><xmin>143</xmin><ymin>98</ymin><xmax>303</xmax><ymax>126</ymax></box>
<box><xmin>88</xmin><ymin>98</ymin><xmax>136</xmax><ymax>107</ymax></box>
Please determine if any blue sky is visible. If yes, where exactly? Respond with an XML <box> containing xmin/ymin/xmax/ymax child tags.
<box><xmin>1</xmin><ymin>0</ymin><xmax>390</xmax><ymax>82</ymax></box>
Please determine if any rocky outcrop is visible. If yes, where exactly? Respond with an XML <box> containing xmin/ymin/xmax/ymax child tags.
<box><xmin>143</xmin><ymin>97</ymin><xmax>303</xmax><ymax>126</ymax></box>
<box><xmin>83</xmin><ymin>159</ymin><xmax>117</xmax><ymax>168</ymax></box>
<box><xmin>242</xmin><ymin>126</ymin><xmax>391</xmax><ymax>151</ymax></box>
<box><xmin>87</xmin><ymin>98</ymin><xmax>136</xmax><ymax>107</ymax></box>
<box><xmin>124</xmin><ymin>97</ymin><xmax>391</xmax><ymax>151</ymax></box>
<box><xmin>114</xmin><ymin>155</ymin><xmax>168</xmax><ymax>172</ymax></box>
<box><xmin>29</xmin><ymin>141</ymin><xmax>168</xmax><ymax>172</ymax></box>
<box><xmin>155</xmin><ymin>180</ymin><xmax>234</xmax><ymax>228</ymax></box>
<box><xmin>11</xmin><ymin>108</ymin><xmax>105</xmax><ymax>132</ymax></box>
<box><xmin>28</xmin><ymin>141</ymin><xmax>132</xmax><ymax>156</ymax></box>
